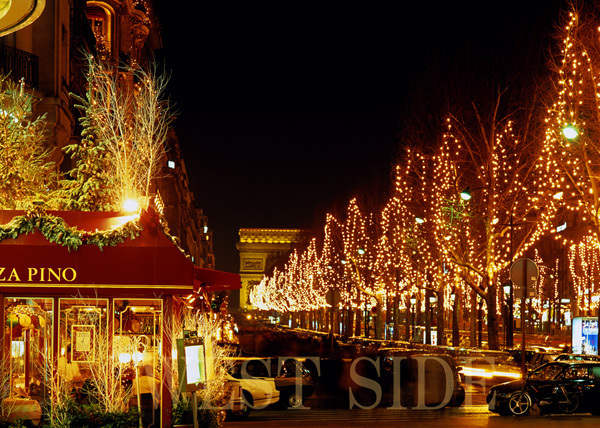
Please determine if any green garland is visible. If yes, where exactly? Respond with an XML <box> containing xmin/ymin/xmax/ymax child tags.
<box><xmin>0</xmin><ymin>212</ymin><xmax>142</xmax><ymax>251</ymax></box>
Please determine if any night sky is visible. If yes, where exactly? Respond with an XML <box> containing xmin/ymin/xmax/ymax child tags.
<box><xmin>157</xmin><ymin>1</ymin><xmax>566</xmax><ymax>274</ymax></box>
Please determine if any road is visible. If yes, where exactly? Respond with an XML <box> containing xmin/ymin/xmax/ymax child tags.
<box><xmin>224</xmin><ymin>405</ymin><xmax>600</xmax><ymax>428</ymax></box>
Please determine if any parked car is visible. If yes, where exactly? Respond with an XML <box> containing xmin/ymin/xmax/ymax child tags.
<box><xmin>225</xmin><ymin>359</ymin><xmax>280</xmax><ymax>419</ymax></box>
<box><xmin>222</xmin><ymin>379</ymin><xmax>244</xmax><ymax>420</ymax></box>
<box><xmin>379</xmin><ymin>348</ymin><xmax>465</xmax><ymax>408</ymax></box>
<box><xmin>505</xmin><ymin>348</ymin><xmax>560</xmax><ymax>369</ymax></box>
<box><xmin>487</xmin><ymin>360</ymin><xmax>600</xmax><ymax>416</ymax></box>
<box><xmin>274</xmin><ymin>358</ymin><xmax>315</xmax><ymax>409</ymax></box>
<box><xmin>554</xmin><ymin>353</ymin><xmax>600</xmax><ymax>362</ymax></box>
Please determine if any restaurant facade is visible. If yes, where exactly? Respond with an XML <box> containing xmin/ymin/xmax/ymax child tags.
<box><xmin>0</xmin><ymin>209</ymin><xmax>239</xmax><ymax>427</ymax></box>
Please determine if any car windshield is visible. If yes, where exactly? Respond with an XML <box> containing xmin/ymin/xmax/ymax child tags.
<box><xmin>529</xmin><ymin>363</ymin><xmax>565</xmax><ymax>381</ymax></box>
<box><xmin>279</xmin><ymin>359</ymin><xmax>310</xmax><ymax>378</ymax></box>
<box><xmin>229</xmin><ymin>359</ymin><xmax>272</xmax><ymax>379</ymax></box>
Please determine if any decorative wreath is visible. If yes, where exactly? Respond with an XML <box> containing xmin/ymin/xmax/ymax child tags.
<box><xmin>0</xmin><ymin>208</ymin><xmax>145</xmax><ymax>251</ymax></box>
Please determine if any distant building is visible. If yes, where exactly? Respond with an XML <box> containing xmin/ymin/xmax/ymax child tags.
<box><xmin>155</xmin><ymin>130</ymin><xmax>215</xmax><ymax>269</ymax></box>
<box><xmin>236</xmin><ymin>228</ymin><xmax>309</xmax><ymax>309</ymax></box>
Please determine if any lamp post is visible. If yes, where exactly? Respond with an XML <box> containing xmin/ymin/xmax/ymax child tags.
<box><xmin>503</xmin><ymin>282</ymin><xmax>513</xmax><ymax>348</ymax></box>
<box><xmin>477</xmin><ymin>298</ymin><xmax>483</xmax><ymax>348</ymax></box>
<box><xmin>450</xmin><ymin>292</ymin><xmax>459</xmax><ymax>346</ymax></box>
<box><xmin>410</xmin><ymin>296</ymin><xmax>416</xmax><ymax>341</ymax></box>
<box><xmin>429</xmin><ymin>295</ymin><xmax>437</xmax><ymax>345</ymax></box>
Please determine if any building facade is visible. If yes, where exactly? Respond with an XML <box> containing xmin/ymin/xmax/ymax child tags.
<box><xmin>0</xmin><ymin>2</ymin><xmax>231</xmax><ymax>426</ymax></box>
<box><xmin>0</xmin><ymin>0</ymin><xmax>214</xmax><ymax>268</ymax></box>
<box><xmin>236</xmin><ymin>228</ymin><xmax>309</xmax><ymax>309</ymax></box>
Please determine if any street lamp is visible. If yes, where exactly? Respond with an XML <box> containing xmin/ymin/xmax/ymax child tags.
<box><xmin>410</xmin><ymin>296</ymin><xmax>417</xmax><ymax>341</ymax></box>
<box><xmin>459</xmin><ymin>187</ymin><xmax>472</xmax><ymax>201</ymax></box>
<box><xmin>450</xmin><ymin>292</ymin><xmax>459</xmax><ymax>346</ymax></box>
<box><xmin>562</xmin><ymin>125</ymin><xmax>579</xmax><ymax>140</ymax></box>
<box><xmin>429</xmin><ymin>295</ymin><xmax>437</xmax><ymax>345</ymax></box>
<box><xmin>503</xmin><ymin>282</ymin><xmax>513</xmax><ymax>348</ymax></box>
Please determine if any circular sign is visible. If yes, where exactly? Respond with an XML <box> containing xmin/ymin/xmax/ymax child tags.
<box><xmin>325</xmin><ymin>289</ymin><xmax>341</xmax><ymax>306</ymax></box>
<box><xmin>510</xmin><ymin>258</ymin><xmax>539</xmax><ymax>289</ymax></box>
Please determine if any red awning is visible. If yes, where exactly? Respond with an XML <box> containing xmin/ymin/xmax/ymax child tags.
<box><xmin>193</xmin><ymin>267</ymin><xmax>241</xmax><ymax>292</ymax></box>
<box><xmin>0</xmin><ymin>210</ymin><xmax>194</xmax><ymax>296</ymax></box>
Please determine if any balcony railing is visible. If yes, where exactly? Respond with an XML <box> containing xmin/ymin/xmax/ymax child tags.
<box><xmin>0</xmin><ymin>45</ymin><xmax>39</xmax><ymax>88</ymax></box>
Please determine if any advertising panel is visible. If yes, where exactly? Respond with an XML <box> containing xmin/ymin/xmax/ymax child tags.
<box><xmin>572</xmin><ymin>317</ymin><xmax>598</xmax><ymax>355</ymax></box>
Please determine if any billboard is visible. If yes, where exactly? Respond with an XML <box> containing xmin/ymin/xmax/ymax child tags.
<box><xmin>572</xmin><ymin>317</ymin><xmax>599</xmax><ymax>355</ymax></box>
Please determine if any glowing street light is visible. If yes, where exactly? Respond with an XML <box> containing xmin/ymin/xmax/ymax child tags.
<box><xmin>562</xmin><ymin>125</ymin><xmax>579</xmax><ymax>140</ymax></box>
<box><xmin>459</xmin><ymin>187</ymin><xmax>472</xmax><ymax>201</ymax></box>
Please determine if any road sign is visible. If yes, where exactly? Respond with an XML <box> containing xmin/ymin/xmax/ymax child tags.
<box><xmin>510</xmin><ymin>258</ymin><xmax>539</xmax><ymax>289</ymax></box>
<box><xmin>514</xmin><ymin>287</ymin><xmax>538</xmax><ymax>299</ymax></box>
<box><xmin>326</xmin><ymin>289</ymin><xmax>341</xmax><ymax>306</ymax></box>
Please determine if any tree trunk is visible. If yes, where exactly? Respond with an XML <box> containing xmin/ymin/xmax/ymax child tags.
<box><xmin>452</xmin><ymin>295</ymin><xmax>460</xmax><ymax>346</ymax></box>
<box><xmin>355</xmin><ymin>308</ymin><xmax>362</xmax><ymax>336</ymax></box>
<box><xmin>405</xmin><ymin>305</ymin><xmax>412</xmax><ymax>341</ymax></box>
<box><xmin>346</xmin><ymin>307</ymin><xmax>353</xmax><ymax>337</ymax></box>
<box><xmin>436</xmin><ymin>292</ymin><xmax>445</xmax><ymax>346</ymax></box>
<box><xmin>393</xmin><ymin>296</ymin><xmax>400</xmax><ymax>341</ymax></box>
<box><xmin>375</xmin><ymin>297</ymin><xmax>383</xmax><ymax>340</ymax></box>
<box><xmin>425</xmin><ymin>290</ymin><xmax>431</xmax><ymax>345</ymax></box>
<box><xmin>470</xmin><ymin>291</ymin><xmax>477</xmax><ymax>347</ymax></box>
<box><xmin>487</xmin><ymin>282</ymin><xmax>500</xmax><ymax>350</ymax></box>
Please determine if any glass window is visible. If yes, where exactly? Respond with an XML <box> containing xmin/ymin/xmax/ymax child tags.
<box><xmin>58</xmin><ymin>298</ymin><xmax>109</xmax><ymax>396</ymax></box>
<box><xmin>114</xmin><ymin>299</ymin><xmax>163</xmax><ymax>427</ymax></box>
<box><xmin>87</xmin><ymin>4</ymin><xmax>113</xmax><ymax>59</ymax></box>
<box><xmin>4</xmin><ymin>297</ymin><xmax>53</xmax><ymax>418</ymax></box>
<box><xmin>530</xmin><ymin>363</ymin><xmax>565</xmax><ymax>381</ymax></box>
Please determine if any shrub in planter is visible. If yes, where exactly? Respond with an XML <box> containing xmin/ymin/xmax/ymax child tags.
<box><xmin>94</xmin><ymin>408</ymin><xmax>140</xmax><ymax>428</ymax></box>
<box><xmin>172</xmin><ymin>400</ymin><xmax>220</xmax><ymax>428</ymax></box>
<box><xmin>44</xmin><ymin>402</ymin><xmax>140</xmax><ymax>428</ymax></box>
<box><xmin>0</xmin><ymin>415</ymin><xmax>26</xmax><ymax>428</ymax></box>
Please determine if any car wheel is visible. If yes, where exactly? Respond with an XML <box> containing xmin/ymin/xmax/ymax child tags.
<box><xmin>558</xmin><ymin>393</ymin><xmax>579</xmax><ymax>414</ymax></box>
<box><xmin>287</xmin><ymin>392</ymin><xmax>303</xmax><ymax>408</ymax></box>
<box><xmin>508</xmin><ymin>391</ymin><xmax>531</xmax><ymax>416</ymax></box>
<box><xmin>449</xmin><ymin>387</ymin><xmax>465</xmax><ymax>407</ymax></box>
<box><xmin>227</xmin><ymin>390</ymin><xmax>252</xmax><ymax>420</ymax></box>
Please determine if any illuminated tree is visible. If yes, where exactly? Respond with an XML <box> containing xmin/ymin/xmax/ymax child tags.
<box><xmin>543</xmin><ymin>5</ymin><xmax>600</xmax><ymax>245</ymax></box>
<box><xmin>321</xmin><ymin>199</ymin><xmax>383</xmax><ymax>337</ymax></box>
<box><xmin>379</xmin><ymin>151</ymin><xmax>439</xmax><ymax>342</ymax></box>
<box><xmin>62</xmin><ymin>87</ymin><xmax>118</xmax><ymax>211</ymax></box>
<box><xmin>70</xmin><ymin>54</ymin><xmax>173</xmax><ymax>210</ymax></box>
<box><xmin>416</xmin><ymin>145</ymin><xmax>465</xmax><ymax>346</ymax></box>
<box><xmin>251</xmin><ymin>239</ymin><xmax>327</xmax><ymax>314</ymax></box>
<box><xmin>569</xmin><ymin>236</ymin><xmax>600</xmax><ymax>316</ymax></box>
<box><xmin>536</xmin><ymin>4</ymin><xmax>600</xmax><ymax>326</ymax></box>
<box><xmin>0</xmin><ymin>75</ymin><xmax>60</xmax><ymax>209</ymax></box>
<box><xmin>427</xmin><ymin>87</ymin><xmax>559</xmax><ymax>350</ymax></box>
